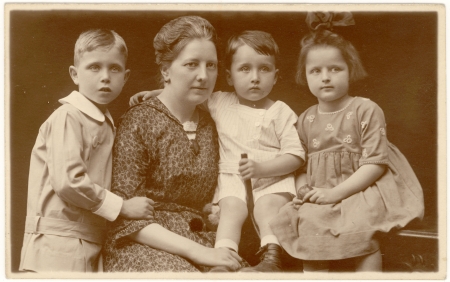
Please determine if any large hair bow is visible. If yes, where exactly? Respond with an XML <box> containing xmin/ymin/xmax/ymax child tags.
<box><xmin>306</xmin><ymin>12</ymin><xmax>355</xmax><ymax>31</ymax></box>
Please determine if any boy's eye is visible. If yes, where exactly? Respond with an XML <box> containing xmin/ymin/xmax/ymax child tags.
<box><xmin>240</xmin><ymin>66</ymin><xmax>250</xmax><ymax>72</ymax></box>
<box><xmin>260</xmin><ymin>66</ymin><xmax>270</xmax><ymax>72</ymax></box>
<box><xmin>111</xmin><ymin>65</ymin><xmax>122</xmax><ymax>72</ymax></box>
<box><xmin>89</xmin><ymin>65</ymin><xmax>100</xmax><ymax>71</ymax></box>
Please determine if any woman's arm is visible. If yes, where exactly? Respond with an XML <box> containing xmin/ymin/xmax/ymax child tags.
<box><xmin>303</xmin><ymin>164</ymin><xmax>386</xmax><ymax>205</ymax></box>
<box><xmin>129</xmin><ymin>223</ymin><xmax>242</xmax><ymax>268</ymax></box>
<box><xmin>239</xmin><ymin>154</ymin><xmax>303</xmax><ymax>180</ymax></box>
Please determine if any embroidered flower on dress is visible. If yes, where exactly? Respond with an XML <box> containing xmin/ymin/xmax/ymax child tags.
<box><xmin>325</xmin><ymin>124</ymin><xmax>334</xmax><ymax>131</ymax></box>
<box><xmin>346</xmin><ymin>112</ymin><xmax>353</xmax><ymax>119</ymax></box>
<box><xmin>313</xmin><ymin>139</ymin><xmax>320</xmax><ymax>148</ymax></box>
<box><xmin>361</xmin><ymin>121</ymin><xmax>368</xmax><ymax>130</ymax></box>
<box><xmin>362</xmin><ymin>148</ymin><xmax>368</xmax><ymax>158</ymax></box>
<box><xmin>380</xmin><ymin>128</ymin><xmax>386</xmax><ymax>136</ymax></box>
<box><xmin>307</xmin><ymin>115</ymin><xmax>315</xmax><ymax>123</ymax></box>
<box><xmin>343</xmin><ymin>135</ymin><xmax>352</xmax><ymax>143</ymax></box>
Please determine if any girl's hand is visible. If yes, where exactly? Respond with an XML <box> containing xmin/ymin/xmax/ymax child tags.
<box><xmin>292</xmin><ymin>197</ymin><xmax>303</xmax><ymax>209</ymax></box>
<box><xmin>129</xmin><ymin>90</ymin><xmax>163</xmax><ymax>106</ymax></box>
<box><xmin>189</xmin><ymin>246</ymin><xmax>243</xmax><ymax>270</ymax></box>
<box><xmin>238</xmin><ymin>158</ymin><xmax>262</xmax><ymax>180</ymax></box>
<box><xmin>302</xmin><ymin>187</ymin><xmax>342</xmax><ymax>205</ymax></box>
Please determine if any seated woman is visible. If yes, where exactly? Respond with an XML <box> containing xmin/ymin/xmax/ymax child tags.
<box><xmin>102</xmin><ymin>15</ymin><xmax>243</xmax><ymax>272</ymax></box>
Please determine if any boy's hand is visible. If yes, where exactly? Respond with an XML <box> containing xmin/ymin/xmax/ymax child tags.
<box><xmin>120</xmin><ymin>197</ymin><xmax>155</xmax><ymax>219</ymax></box>
<box><xmin>129</xmin><ymin>90</ymin><xmax>163</xmax><ymax>106</ymax></box>
<box><xmin>238</xmin><ymin>158</ymin><xmax>262</xmax><ymax>180</ymax></box>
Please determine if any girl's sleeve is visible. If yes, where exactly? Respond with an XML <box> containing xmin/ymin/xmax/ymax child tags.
<box><xmin>296</xmin><ymin>111</ymin><xmax>309</xmax><ymax>173</ymax></box>
<box><xmin>357</xmin><ymin>100</ymin><xmax>389</xmax><ymax>166</ymax></box>
<box><xmin>108</xmin><ymin>107</ymin><xmax>157</xmax><ymax>242</ymax></box>
<box><xmin>48</xmin><ymin>109</ymin><xmax>122</xmax><ymax>221</ymax></box>
<box><xmin>277</xmin><ymin>104</ymin><xmax>305</xmax><ymax>161</ymax></box>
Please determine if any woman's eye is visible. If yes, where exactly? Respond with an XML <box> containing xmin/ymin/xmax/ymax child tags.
<box><xmin>207</xmin><ymin>62</ymin><xmax>217</xmax><ymax>70</ymax></box>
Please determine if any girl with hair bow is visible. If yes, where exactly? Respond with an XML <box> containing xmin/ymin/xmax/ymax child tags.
<box><xmin>269</xmin><ymin>12</ymin><xmax>424</xmax><ymax>272</ymax></box>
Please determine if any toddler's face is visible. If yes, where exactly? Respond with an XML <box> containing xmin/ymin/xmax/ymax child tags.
<box><xmin>227</xmin><ymin>44</ymin><xmax>278</xmax><ymax>102</ymax></box>
<box><xmin>305</xmin><ymin>46</ymin><xmax>349</xmax><ymax>106</ymax></box>
<box><xmin>70</xmin><ymin>47</ymin><xmax>130</xmax><ymax>107</ymax></box>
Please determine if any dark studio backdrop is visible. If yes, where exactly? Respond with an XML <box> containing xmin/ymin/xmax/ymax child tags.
<box><xmin>8</xmin><ymin>7</ymin><xmax>438</xmax><ymax>273</ymax></box>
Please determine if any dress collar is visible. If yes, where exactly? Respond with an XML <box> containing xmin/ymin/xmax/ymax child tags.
<box><xmin>59</xmin><ymin>91</ymin><xmax>114</xmax><ymax>125</ymax></box>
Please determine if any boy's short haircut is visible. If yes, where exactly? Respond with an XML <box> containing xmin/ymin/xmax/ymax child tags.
<box><xmin>74</xmin><ymin>29</ymin><xmax>128</xmax><ymax>66</ymax></box>
<box><xmin>225</xmin><ymin>30</ymin><xmax>280</xmax><ymax>69</ymax></box>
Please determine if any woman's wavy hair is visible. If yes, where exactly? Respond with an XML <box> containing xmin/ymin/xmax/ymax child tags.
<box><xmin>295</xmin><ymin>29</ymin><xmax>367</xmax><ymax>86</ymax></box>
<box><xmin>153</xmin><ymin>16</ymin><xmax>219</xmax><ymax>87</ymax></box>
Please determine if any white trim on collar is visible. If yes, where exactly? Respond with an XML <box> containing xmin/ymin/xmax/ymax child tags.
<box><xmin>58</xmin><ymin>91</ymin><xmax>114</xmax><ymax>126</ymax></box>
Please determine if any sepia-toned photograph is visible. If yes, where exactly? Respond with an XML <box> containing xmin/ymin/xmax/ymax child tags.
<box><xmin>5</xmin><ymin>3</ymin><xmax>446</xmax><ymax>280</ymax></box>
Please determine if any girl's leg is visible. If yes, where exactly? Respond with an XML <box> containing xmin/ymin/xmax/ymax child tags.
<box><xmin>302</xmin><ymin>260</ymin><xmax>330</xmax><ymax>272</ymax></box>
<box><xmin>214</xmin><ymin>196</ymin><xmax>248</xmax><ymax>252</ymax></box>
<box><xmin>354</xmin><ymin>250</ymin><xmax>382</xmax><ymax>272</ymax></box>
<box><xmin>239</xmin><ymin>193</ymin><xmax>291</xmax><ymax>272</ymax></box>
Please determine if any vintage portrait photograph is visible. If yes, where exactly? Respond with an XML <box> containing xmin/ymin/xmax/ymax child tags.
<box><xmin>4</xmin><ymin>2</ymin><xmax>446</xmax><ymax>280</ymax></box>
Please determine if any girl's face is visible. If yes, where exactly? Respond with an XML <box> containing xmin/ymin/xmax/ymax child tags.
<box><xmin>162</xmin><ymin>39</ymin><xmax>218</xmax><ymax>106</ymax></box>
<box><xmin>226</xmin><ymin>44</ymin><xmax>278</xmax><ymax>103</ymax></box>
<box><xmin>305</xmin><ymin>46</ymin><xmax>350</xmax><ymax>110</ymax></box>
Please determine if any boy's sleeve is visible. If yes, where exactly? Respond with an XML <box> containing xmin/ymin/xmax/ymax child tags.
<box><xmin>47</xmin><ymin>109</ymin><xmax>123</xmax><ymax>221</ymax></box>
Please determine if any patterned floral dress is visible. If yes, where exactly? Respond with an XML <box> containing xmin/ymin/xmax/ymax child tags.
<box><xmin>269</xmin><ymin>97</ymin><xmax>424</xmax><ymax>261</ymax></box>
<box><xmin>103</xmin><ymin>98</ymin><xmax>220</xmax><ymax>272</ymax></box>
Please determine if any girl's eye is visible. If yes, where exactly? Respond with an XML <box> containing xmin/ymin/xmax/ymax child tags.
<box><xmin>309</xmin><ymin>69</ymin><xmax>320</xmax><ymax>74</ymax></box>
<box><xmin>207</xmin><ymin>62</ymin><xmax>217</xmax><ymax>70</ymax></box>
<box><xmin>240</xmin><ymin>66</ymin><xmax>250</xmax><ymax>72</ymax></box>
<box><xmin>331</xmin><ymin>67</ymin><xmax>342</xmax><ymax>72</ymax></box>
<box><xmin>185</xmin><ymin>62</ymin><xmax>198</xmax><ymax>68</ymax></box>
<box><xmin>89</xmin><ymin>65</ymin><xmax>100</xmax><ymax>71</ymax></box>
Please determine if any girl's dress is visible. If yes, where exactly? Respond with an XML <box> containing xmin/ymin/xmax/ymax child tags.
<box><xmin>208</xmin><ymin>92</ymin><xmax>305</xmax><ymax>204</ymax></box>
<box><xmin>269</xmin><ymin>97</ymin><xmax>424</xmax><ymax>260</ymax></box>
<box><xmin>103</xmin><ymin>98</ymin><xmax>221</xmax><ymax>272</ymax></box>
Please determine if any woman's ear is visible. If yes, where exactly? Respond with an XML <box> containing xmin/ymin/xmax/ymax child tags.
<box><xmin>226</xmin><ymin>69</ymin><xmax>234</xmax><ymax>86</ymax></box>
<box><xmin>69</xmin><ymin>66</ymin><xmax>79</xmax><ymax>85</ymax></box>
<box><xmin>161</xmin><ymin>67</ymin><xmax>170</xmax><ymax>83</ymax></box>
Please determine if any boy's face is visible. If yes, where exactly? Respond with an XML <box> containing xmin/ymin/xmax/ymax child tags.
<box><xmin>69</xmin><ymin>47</ymin><xmax>130</xmax><ymax>107</ymax></box>
<box><xmin>227</xmin><ymin>44</ymin><xmax>278</xmax><ymax>102</ymax></box>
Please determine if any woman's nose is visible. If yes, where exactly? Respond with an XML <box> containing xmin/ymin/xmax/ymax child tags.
<box><xmin>196</xmin><ymin>65</ymin><xmax>207</xmax><ymax>81</ymax></box>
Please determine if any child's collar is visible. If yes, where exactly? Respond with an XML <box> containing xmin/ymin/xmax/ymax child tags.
<box><xmin>58</xmin><ymin>91</ymin><xmax>114</xmax><ymax>125</ymax></box>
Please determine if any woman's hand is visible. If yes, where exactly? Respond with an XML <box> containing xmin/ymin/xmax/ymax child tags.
<box><xmin>302</xmin><ymin>187</ymin><xmax>342</xmax><ymax>205</ymax></box>
<box><xmin>120</xmin><ymin>197</ymin><xmax>155</xmax><ymax>219</ymax></box>
<box><xmin>129</xmin><ymin>90</ymin><xmax>163</xmax><ymax>106</ymax></box>
<box><xmin>238</xmin><ymin>158</ymin><xmax>263</xmax><ymax>180</ymax></box>
<box><xmin>189</xmin><ymin>246</ymin><xmax>243</xmax><ymax>270</ymax></box>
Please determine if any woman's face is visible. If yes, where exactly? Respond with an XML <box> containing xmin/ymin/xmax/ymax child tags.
<box><xmin>163</xmin><ymin>38</ymin><xmax>218</xmax><ymax>105</ymax></box>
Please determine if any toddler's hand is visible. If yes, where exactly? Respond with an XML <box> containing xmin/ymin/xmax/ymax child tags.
<box><xmin>129</xmin><ymin>90</ymin><xmax>163</xmax><ymax>106</ymax></box>
<box><xmin>292</xmin><ymin>197</ymin><xmax>303</xmax><ymax>209</ymax></box>
<box><xmin>238</xmin><ymin>158</ymin><xmax>262</xmax><ymax>180</ymax></box>
<box><xmin>302</xmin><ymin>188</ymin><xmax>341</xmax><ymax>205</ymax></box>
<box><xmin>120</xmin><ymin>197</ymin><xmax>155</xmax><ymax>219</ymax></box>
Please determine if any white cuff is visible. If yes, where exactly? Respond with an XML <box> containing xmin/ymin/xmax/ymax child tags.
<box><xmin>93</xmin><ymin>190</ymin><xmax>123</xmax><ymax>221</ymax></box>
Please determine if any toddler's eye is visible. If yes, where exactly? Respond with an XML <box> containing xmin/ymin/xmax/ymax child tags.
<box><xmin>89</xmin><ymin>65</ymin><xmax>100</xmax><ymax>71</ymax></box>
